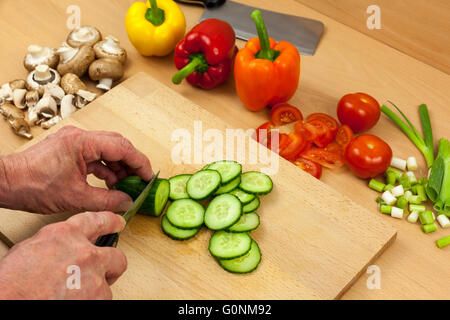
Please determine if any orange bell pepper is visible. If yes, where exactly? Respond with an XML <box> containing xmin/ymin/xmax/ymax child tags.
<box><xmin>234</xmin><ymin>10</ymin><xmax>300</xmax><ymax>111</ymax></box>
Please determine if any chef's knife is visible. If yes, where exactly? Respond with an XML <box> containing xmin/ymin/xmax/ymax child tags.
<box><xmin>95</xmin><ymin>171</ymin><xmax>160</xmax><ymax>247</ymax></box>
<box><xmin>175</xmin><ymin>0</ymin><xmax>324</xmax><ymax>55</ymax></box>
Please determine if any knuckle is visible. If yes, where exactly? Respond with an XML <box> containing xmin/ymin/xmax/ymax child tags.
<box><xmin>40</xmin><ymin>222</ymin><xmax>77</xmax><ymax>238</ymax></box>
<box><xmin>119</xmin><ymin>137</ymin><xmax>134</xmax><ymax>154</ymax></box>
<box><xmin>76</xmin><ymin>245</ymin><xmax>99</xmax><ymax>265</ymax></box>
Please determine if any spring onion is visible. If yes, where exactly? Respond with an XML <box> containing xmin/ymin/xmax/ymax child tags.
<box><xmin>404</xmin><ymin>190</ymin><xmax>413</xmax><ymax>201</ymax></box>
<box><xmin>436</xmin><ymin>214</ymin><xmax>450</xmax><ymax>228</ymax></box>
<box><xmin>391</xmin><ymin>185</ymin><xmax>405</xmax><ymax>197</ymax></box>
<box><xmin>419</xmin><ymin>177</ymin><xmax>428</xmax><ymax>186</ymax></box>
<box><xmin>409</xmin><ymin>204</ymin><xmax>426</xmax><ymax>212</ymax></box>
<box><xmin>405</xmin><ymin>171</ymin><xmax>417</xmax><ymax>184</ymax></box>
<box><xmin>396</xmin><ymin>196</ymin><xmax>408</xmax><ymax>209</ymax></box>
<box><xmin>436</xmin><ymin>236</ymin><xmax>450</xmax><ymax>248</ymax></box>
<box><xmin>390</xmin><ymin>157</ymin><xmax>407</xmax><ymax>171</ymax></box>
<box><xmin>421</xmin><ymin>223</ymin><xmax>437</xmax><ymax>234</ymax></box>
<box><xmin>419</xmin><ymin>211</ymin><xmax>434</xmax><ymax>225</ymax></box>
<box><xmin>438</xmin><ymin>210</ymin><xmax>450</xmax><ymax>218</ymax></box>
<box><xmin>381</xmin><ymin>191</ymin><xmax>397</xmax><ymax>205</ymax></box>
<box><xmin>406</xmin><ymin>157</ymin><xmax>418</xmax><ymax>171</ymax></box>
<box><xmin>381</xmin><ymin>103</ymin><xmax>434</xmax><ymax>168</ymax></box>
<box><xmin>384</xmin><ymin>184</ymin><xmax>394</xmax><ymax>192</ymax></box>
<box><xmin>385</xmin><ymin>167</ymin><xmax>402</xmax><ymax>185</ymax></box>
<box><xmin>427</xmin><ymin>139</ymin><xmax>450</xmax><ymax>213</ymax></box>
<box><xmin>398</xmin><ymin>174</ymin><xmax>411</xmax><ymax>190</ymax></box>
<box><xmin>391</xmin><ymin>207</ymin><xmax>404</xmax><ymax>219</ymax></box>
<box><xmin>415</xmin><ymin>184</ymin><xmax>427</xmax><ymax>202</ymax></box>
<box><xmin>381</xmin><ymin>205</ymin><xmax>392</xmax><ymax>214</ymax></box>
<box><xmin>369</xmin><ymin>179</ymin><xmax>386</xmax><ymax>192</ymax></box>
<box><xmin>407</xmin><ymin>211</ymin><xmax>420</xmax><ymax>223</ymax></box>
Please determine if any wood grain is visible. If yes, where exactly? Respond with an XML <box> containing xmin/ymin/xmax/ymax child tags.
<box><xmin>0</xmin><ymin>73</ymin><xmax>397</xmax><ymax>299</ymax></box>
<box><xmin>0</xmin><ymin>0</ymin><xmax>448</xmax><ymax>299</ymax></box>
<box><xmin>294</xmin><ymin>0</ymin><xmax>450</xmax><ymax>74</ymax></box>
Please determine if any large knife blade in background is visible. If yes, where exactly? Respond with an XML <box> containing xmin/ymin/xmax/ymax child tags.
<box><xmin>95</xmin><ymin>171</ymin><xmax>160</xmax><ymax>247</ymax></box>
<box><xmin>175</xmin><ymin>0</ymin><xmax>324</xmax><ymax>55</ymax></box>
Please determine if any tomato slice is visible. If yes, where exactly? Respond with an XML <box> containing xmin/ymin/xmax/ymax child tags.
<box><xmin>279</xmin><ymin>132</ymin><xmax>307</xmax><ymax>161</ymax></box>
<box><xmin>294</xmin><ymin>121</ymin><xmax>320</xmax><ymax>141</ymax></box>
<box><xmin>256</xmin><ymin>121</ymin><xmax>273</xmax><ymax>145</ymax></box>
<box><xmin>270</xmin><ymin>103</ymin><xmax>303</xmax><ymax>126</ymax></box>
<box><xmin>293</xmin><ymin>157</ymin><xmax>322</xmax><ymax>179</ymax></box>
<box><xmin>325</xmin><ymin>142</ymin><xmax>344</xmax><ymax>155</ymax></box>
<box><xmin>306</xmin><ymin>113</ymin><xmax>339</xmax><ymax>136</ymax></box>
<box><xmin>335</xmin><ymin>125</ymin><xmax>354</xmax><ymax>149</ymax></box>
<box><xmin>300</xmin><ymin>148</ymin><xmax>345</xmax><ymax>169</ymax></box>
<box><xmin>307</xmin><ymin>119</ymin><xmax>333</xmax><ymax>147</ymax></box>
<box><xmin>267</xmin><ymin>132</ymin><xmax>291</xmax><ymax>152</ymax></box>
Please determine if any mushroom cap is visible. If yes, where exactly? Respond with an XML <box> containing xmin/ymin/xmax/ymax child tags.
<box><xmin>0</xmin><ymin>102</ymin><xmax>25</xmax><ymax>120</ymax></box>
<box><xmin>26</xmin><ymin>66</ymin><xmax>61</xmax><ymax>96</ymax></box>
<box><xmin>67</xmin><ymin>26</ymin><xmax>102</xmax><ymax>48</ymax></box>
<box><xmin>88</xmin><ymin>58</ymin><xmax>124</xmax><ymax>81</ymax></box>
<box><xmin>23</xmin><ymin>45</ymin><xmax>59</xmax><ymax>71</ymax></box>
<box><xmin>60</xmin><ymin>73</ymin><xmax>87</xmax><ymax>95</ymax></box>
<box><xmin>9</xmin><ymin>79</ymin><xmax>27</xmax><ymax>91</ymax></box>
<box><xmin>93</xmin><ymin>36</ymin><xmax>127</xmax><ymax>64</ymax></box>
<box><xmin>57</xmin><ymin>46</ymin><xmax>95</xmax><ymax>77</ymax></box>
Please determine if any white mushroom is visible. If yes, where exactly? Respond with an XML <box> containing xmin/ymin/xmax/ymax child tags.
<box><xmin>0</xmin><ymin>103</ymin><xmax>32</xmax><ymax>139</ymax></box>
<box><xmin>23</xmin><ymin>45</ymin><xmax>59</xmax><ymax>71</ymax></box>
<box><xmin>60</xmin><ymin>73</ymin><xmax>86</xmax><ymax>95</ymax></box>
<box><xmin>56</xmin><ymin>42</ymin><xmax>95</xmax><ymax>77</ymax></box>
<box><xmin>25</xmin><ymin>90</ymin><xmax>39</xmax><ymax>109</ymax></box>
<box><xmin>88</xmin><ymin>58</ymin><xmax>124</xmax><ymax>91</ymax></box>
<box><xmin>0</xmin><ymin>83</ymin><xmax>13</xmax><ymax>105</ymax></box>
<box><xmin>93</xmin><ymin>36</ymin><xmax>127</xmax><ymax>64</ymax></box>
<box><xmin>43</xmin><ymin>83</ymin><xmax>65</xmax><ymax>105</ymax></box>
<box><xmin>27</xmin><ymin>106</ymin><xmax>39</xmax><ymax>126</ymax></box>
<box><xmin>41</xmin><ymin>115</ymin><xmax>62</xmax><ymax>129</ymax></box>
<box><xmin>13</xmin><ymin>89</ymin><xmax>27</xmax><ymax>109</ymax></box>
<box><xmin>26</xmin><ymin>64</ymin><xmax>61</xmax><ymax>96</ymax></box>
<box><xmin>67</xmin><ymin>26</ymin><xmax>102</xmax><ymax>48</ymax></box>
<box><xmin>60</xmin><ymin>94</ymin><xmax>77</xmax><ymax>119</ymax></box>
<box><xmin>35</xmin><ymin>94</ymin><xmax>58</xmax><ymax>119</ymax></box>
<box><xmin>0</xmin><ymin>102</ymin><xmax>24</xmax><ymax>120</ymax></box>
<box><xmin>75</xmin><ymin>89</ymin><xmax>96</xmax><ymax>108</ymax></box>
<box><xmin>9</xmin><ymin>79</ymin><xmax>27</xmax><ymax>91</ymax></box>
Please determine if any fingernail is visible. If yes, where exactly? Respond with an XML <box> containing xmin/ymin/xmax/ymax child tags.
<box><xmin>118</xmin><ymin>200</ymin><xmax>132</xmax><ymax>213</ymax></box>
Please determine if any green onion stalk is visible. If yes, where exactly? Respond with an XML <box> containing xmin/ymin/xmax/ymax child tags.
<box><xmin>428</xmin><ymin>138</ymin><xmax>450</xmax><ymax>213</ymax></box>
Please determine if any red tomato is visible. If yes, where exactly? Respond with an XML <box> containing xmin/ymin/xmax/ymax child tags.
<box><xmin>294</xmin><ymin>121</ymin><xmax>320</xmax><ymax>141</ymax></box>
<box><xmin>344</xmin><ymin>134</ymin><xmax>393</xmax><ymax>179</ymax></box>
<box><xmin>307</xmin><ymin>120</ymin><xmax>333</xmax><ymax>147</ymax></box>
<box><xmin>325</xmin><ymin>142</ymin><xmax>344</xmax><ymax>155</ymax></box>
<box><xmin>271</xmin><ymin>103</ymin><xmax>303</xmax><ymax>126</ymax></box>
<box><xmin>337</xmin><ymin>93</ymin><xmax>380</xmax><ymax>133</ymax></box>
<box><xmin>256</xmin><ymin>121</ymin><xmax>273</xmax><ymax>145</ymax></box>
<box><xmin>301</xmin><ymin>148</ymin><xmax>345</xmax><ymax>169</ymax></box>
<box><xmin>268</xmin><ymin>132</ymin><xmax>291</xmax><ymax>152</ymax></box>
<box><xmin>306</xmin><ymin>113</ymin><xmax>339</xmax><ymax>136</ymax></box>
<box><xmin>335</xmin><ymin>125</ymin><xmax>354</xmax><ymax>149</ymax></box>
<box><xmin>279</xmin><ymin>132</ymin><xmax>307</xmax><ymax>161</ymax></box>
<box><xmin>293</xmin><ymin>157</ymin><xmax>322</xmax><ymax>179</ymax></box>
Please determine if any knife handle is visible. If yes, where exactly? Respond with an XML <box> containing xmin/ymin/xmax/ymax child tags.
<box><xmin>95</xmin><ymin>233</ymin><xmax>119</xmax><ymax>247</ymax></box>
<box><xmin>174</xmin><ymin>0</ymin><xmax>225</xmax><ymax>8</ymax></box>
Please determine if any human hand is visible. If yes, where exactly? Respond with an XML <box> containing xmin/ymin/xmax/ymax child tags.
<box><xmin>0</xmin><ymin>211</ymin><xmax>127</xmax><ymax>300</ymax></box>
<box><xmin>0</xmin><ymin>126</ymin><xmax>152</xmax><ymax>214</ymax></box>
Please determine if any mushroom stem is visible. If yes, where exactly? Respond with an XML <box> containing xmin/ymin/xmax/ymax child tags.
<box><xmin>97</xmin><ymin>78</ymin><xmax>113</xmax><ymax>91</ymax></box>
<box><xmin>34</xmin><ymin>65</ymin><xmax>52</xmax><ymax>82</ymax></box>
<box><xmin>60</xmin><ymin>95</ymin><xmax>77</xmax><ymax>119</ymax></box>
<box><xmin>13</xmin><ymin>89</ymin><xmax>27</xmax><ymax>109</ymax></box>
<box><xmin>57</xmin><ymin>43</ymin><xmax>79</xmax><ymax>63</ymax></box>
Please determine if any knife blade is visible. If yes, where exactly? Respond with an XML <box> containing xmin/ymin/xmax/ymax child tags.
<box><xmin>94</xmin><ymin>171</ymin><xmax>160</xmax><ymax>247</ymax></box>
<box><xmin>175</xmin><ymin>0</ymin><xmax>324</xmax><ymax>55</ymax></box>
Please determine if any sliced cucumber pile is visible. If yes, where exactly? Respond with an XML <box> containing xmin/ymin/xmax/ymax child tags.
<box><xmin>117</xmin><ymin>161</ymin><xmax>273</xmax><ymax>274</ymax></box>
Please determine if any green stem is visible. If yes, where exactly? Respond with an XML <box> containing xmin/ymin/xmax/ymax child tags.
<box><xmin>251</xmin><ymin>10</ymin><xmax>279</xmax><ymax>61</ymax></box>
<box><xmin>419</xmin><ymin>104</ymin><xmax>434</xmax><ymax>153</ymax></box>
<box><xmin>145</xmin><ymin>0</ymin><xmax>165</xmax><ymax>26</ymax></box>
<box><xmin>172</xmin><ymin>54</ymin><xmax>209</xmax><ymax>85</ymax></box>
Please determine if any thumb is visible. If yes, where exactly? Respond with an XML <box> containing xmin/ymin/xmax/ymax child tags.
<box><xmin>83</xmin><ymin>186</ymin><xmax>133</xmax><ymax>213</ymax></box>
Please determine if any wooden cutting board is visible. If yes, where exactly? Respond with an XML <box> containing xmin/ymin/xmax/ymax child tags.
<box><xmin>0</xmin><ymin>73</ymin><xmax>396</xmax><ymax>299</ymax></box>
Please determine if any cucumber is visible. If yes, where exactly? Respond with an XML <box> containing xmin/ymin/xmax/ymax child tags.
<box><xmin>166</xmin><ymin>199</ymin><xmax>205</xmax><ymax>229</ymax></box>
<box><xmin>114</xmin><ymin>176</ymin><xmax>170</xmax><ymax>217</ymax></box>
<box><xmin>204</xmin><ymin>194</ymin><xmax>242</xmax><ymax>230</ymax></box>
<box><xmin>239</xmin><ymin>171</ymin><xmax>273</xmax><ymax>195</ymax></box>
<box><xmin>169</xmin><ymin>174</ymin><xmax>191</xmax><ymax>200</ymax></box>
<box><xmin>187</xmin><ymin>170</ymin><xmax>221</xmax><ymax>200</ymax></box>
<box><xmin>227</xmin><ymin>212</ymin><xmax>260</xmax><ymax>233</ymax></box>
<box><xmin>214</xmin><ymin>176</ymin><xmax>241</xmax><ymax>195</ymax></box>
<box><xmin>219</xmin><ymin>240</ymin><xmax>261</xmax><ymax>274</ymax></box>
<box><xmin>161</xmin><ymin>215</ymin><xmax>200</xmax><ymax>241</ymax></box>
<box><xmin>207</xmin><ymin>161</ymin><xmax>242</xmax><ymax>184</ymax></box>
<box><xmin>243</xmin><ymin>196</ymin><xmax>260</xmax><ymax>213</ymax></box>
<box><xmin>209</xmin><ymin>230</ymin><xmax>252</xmax><ymax>260</ymax></box>
<box><xmin>229</xmin><ymin>189</ymin><xmax>255</xmax><ymax>204</ymax></box>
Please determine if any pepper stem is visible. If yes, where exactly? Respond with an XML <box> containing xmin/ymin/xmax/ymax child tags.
<box><xmin>172</xmin><ymin>54</ymin><xmax>209</xmax><ymax>85</ymax></box>
<box><xmin>251</xmin><ymin>10</ymin><xmax>278</xmax><ymax>61</ymax></box>
<box><xmin>145</xmin><ymin>0</ymin><xmax>165</xmax><ymax>26</ymax></box>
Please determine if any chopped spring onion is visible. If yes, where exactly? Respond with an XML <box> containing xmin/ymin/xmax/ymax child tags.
<box><xmin>428</xmin><ymin>139</ymin><xmax>450</xmax><ymax>213</ymax></box>
<box><xmin>421</xmin><ymin>223</ymin><xmax>437</xmax><ymax>234</ymax></box>
<box><xmin>419</xmin><ymin>177</ymin><xmax>428</xmax><ymax>186</ymax></box>
<box><xmin>381</xmin><ymin>191</ymin><xmax>397</xmax><ymax>205</ymax></box>
<box><xmin>415</xmin><ymin>184</ymin><xmax>427</xmax><ymax>202</ymax></box>
<box><xmin>407</xmin><ymin>157</ymin><xmax>418</xmax><ymax>171</ymax></box>
<box><xmin>407</xmin><ymin>211</ymin><xmax>420</xmax><ymax>223</ymax></box>
<box><xmin>375</xmin><ymin>197</ymin><xmax>384</xmax><ymax>205</ymax></box>
<box><xmin>396</xmin><ymin>196</ymin><xmax>408</xmax><ymax>209</ymax></box>
<box><xmin>411</xmin><ymin>184</ymin><xmax>418</xmax><ymax>195</ymax></box>
<box><xmin>385</xmin><ymin>168</ymin><xmax>402</xmax><ymax>185</ymax></box>
<box><xmin>369</xmin><ymin>179</ymin><xmax>385</xmax><ymax>192</ymax></box>
<box><xmin>409</xmin><ymin>204</ymin><xmax>426</xmax><ymax>212</ymax></box>
<box><xmin>408</xmin><ymin>195</ymin><xmax>422</xmax><ymax>204</ymax></box>
<box><xmin>436</xmin><ymin>214</ymin><xmax>450</xmax><ymax>228</ymax></box>
<box><xmin>384</xmin><ymin>184</ymin><xmax>394</xmax><ymax>192</ymax></box>
<box><xmin>419</xmin><ymin>211</ymin><xmax>434</xmax><ymax>225</ymax></box>
<box><xmin>436</xmin><ymin>236</ymin><xmax>450</xmax><ymax>248</ymax></box>
<box><xmin>405</xmin><ymin>171</ymin><xmax>417</xmax><ymax>184</ymax></box>
<box><xmin>404</xmin><ymin>190</ymin><xmax>413</xmax><ymax>200</ymax></box>
<box><xmin>398</xmin><ymin>175</ymin><xmax>411</xmax><ymax>190</ymax></box>
<box><xmin>381</xmin><ymin>103</ymin><xmax>434</xmax><ymax>168</ymax></box>
<box><xmin>390</xmin><ymin>157</ymin><xmax>407</xmax><ymax>171</ymax></box>
<box><xmin>381</xmin><ymin>205</ymin><xmax>392</xmax><ymax>214</ymax></box>
<box><xmin>438</xmin><ymin>210</ymin><xmax>450</xmax><ymax>218</ymax></box>
<box><xmin>391</xmin><ymin>185</ymin><xmax>404</xmax><ymax>197</ymax></box>
<box><xmin>391</xmin><ymin>207</ymin><xmax>404</xmax><ymax>219</ymax></box>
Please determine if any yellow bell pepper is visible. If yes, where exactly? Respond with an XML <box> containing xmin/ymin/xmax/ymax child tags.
<box><xmin>125</xmin><ymin>0</ymin><xmax>186</xmax><ymax>57</ymax></box>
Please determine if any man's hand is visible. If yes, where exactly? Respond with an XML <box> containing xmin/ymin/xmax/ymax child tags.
<box><xmin>0</xmin><ymin>211</ymin><xmax>127</xmax><ymax>300</ymax></box>
<box><xmin>0</xmin><ymin>126</ymin><xmax>152</xmax><ymax>214</ymax></box>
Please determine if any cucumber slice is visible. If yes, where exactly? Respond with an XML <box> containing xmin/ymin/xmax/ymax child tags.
<box><xmin>169</xmin><ymin>174</ymin><xmax>191</xmax><ymax>200</ymax></box>
<box><xmin>204</xmin><ymin>194</ymin><xmax>242</xmax><ymax>230</ymax></box>
<box><xmin>243</xmin><ymin>196</ymin><xmax>260</xmax><ymax>213</ymax></box>
<box><xmin>219</xmin><ymin>240</ymin><xmax>261</xmax><ymax>274</ymax></box>
<box><xmin>166</xmin><ymin>199</ymin><xmax>205</xmax><ymax>229</ymax></box>
<box><xmin>209</xmin><ymin>230</ymin><xmax>252</xmax><ymax>260</ymax></box>
<box><xmin>229</xmin><ymin>189</ymin><xmax>255</xmax><ymax>204</ymax></box>
<box><xmin>227</xmin><ymin>212</ymin><xmax>260</xmax><ymax>233</ymax></box>
<box><xmin>161</xmin><ymin>215</ymin><xmax>200</xmax><ymax>241</ymax></box>
<box><xmin>186</xmin><ymin>170</ymin><xmax>221</xmax><ymax>200</ymax></box>
<box><xmin>239</xmin><ymin>171</ymin><xmax>273</xmax><ymax>195</ymax></box>
<box><xmin>214</xmin><ymin>176</ymin><xmax>241</xmax><ymax>195</ymax></box>
<box><xmin>207</xmin><ymin>161</ymin><xmax>242</xmax><ymax>184</ymax></box>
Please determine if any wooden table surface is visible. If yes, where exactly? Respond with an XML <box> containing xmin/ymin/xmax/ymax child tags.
<box><xmin>0</xmin><ymin>0</ymin><xmax>449</xmax><ymax>299</ymax></box>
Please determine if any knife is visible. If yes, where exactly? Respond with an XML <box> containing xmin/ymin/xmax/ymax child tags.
<box><xmin>175</xmin><ymin>0</ymin><xmax>324</xmax><ymax>55</ymax></box>
<box><xmin>95</xmin><ymin>171</ymin><xmax>160</xmax><ymax>247</ymax></box>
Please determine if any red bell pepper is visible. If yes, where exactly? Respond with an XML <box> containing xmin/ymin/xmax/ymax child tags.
<box><xmin>172</xmin><ymin>19</ymin><xmax>237</xmax><ymax>89</ymax></box>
